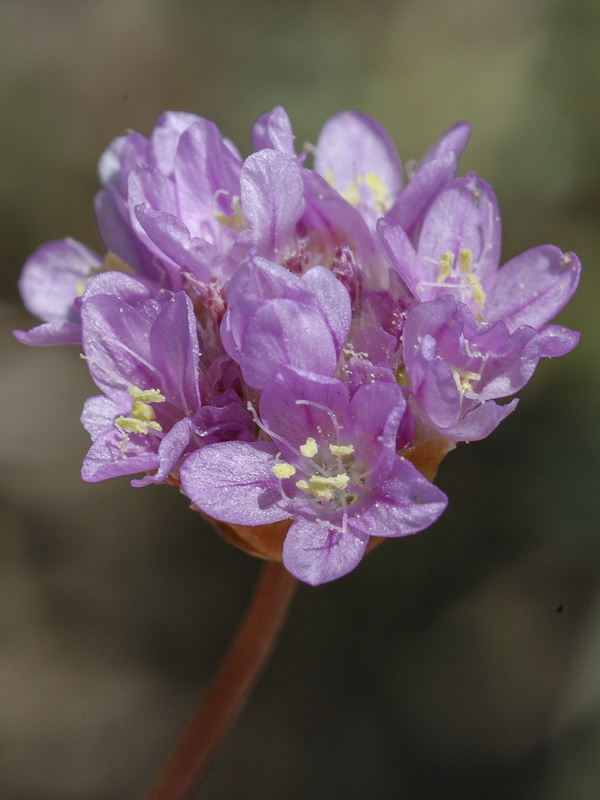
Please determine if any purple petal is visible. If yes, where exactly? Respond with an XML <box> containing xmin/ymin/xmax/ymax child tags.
<box><xmin>443</xmin><ymin>398</ymin><xmax>518</xmax><ymax>441</ymax></box>
<box><xmin>81</xmin><ymin>393</ymin><xmax>129</xmax><ymax>439</ymax></box>
<box><xmin>232</xmin><ymin>300</ymin><xmax>339</xmax><ymax>389</ymax></box>
<box><xmin>251</xmin><ymin>106</ymin><xmax>296</xmax><ymax>155</ymax></box>
<box><xmin>94</xmin><ymin>187</ymin><xmax>159</xmax><ymax>281</ymax></box>
<box><xmin>314</xmin><ymin>111</ymin><xmax>403</xmax><ymax>222</ymax></box>
<box><xmin>18</xmin><ymin>238</ymin><xmax>103</xmax><ymax>323</ymax></box>
<box><xmin>378</xmin><ymin>216</ymin><xmax>422</xmax><ymax>297</ymax></box>
<box><xmin>81</xmin><ymin>428</ymin><xmax>160</xmax><ymax>483</ymax></box>
<box><xmin>236</xmin><ymin>150</ymin><xmax>305</xmax><ymax>259</ymax></box>
<box><xmin>349</xmin><ymin>457</ymin><xmax>447</xmax><ymax>537</ymax></box>
<box><xmin>297</xmin><ymin>266</ymin><xmax>351</xmax><ymax>354</ymax></box>
<box><xmin>417</xmin><ymin>174</ymin><xmax>501</xmax><ymax>288</ymax></box>
<box><xmin>149</xmin><ymin>292</ymin><xmax>201</xmax><ymax>414</ymax></box>
<box><xmin>173</xmin><ymin>119</ymin><xmax>242</xmax><ymax>236</ymax></box>
<box><xmin>390</xmin><ymin>122</ymin><xmax>471</xmax><ymax>235</ymax></box>
<box><xmin>132</xmin><ymin>417</ymin><xmax>194</xmax><ymax>487</ymax></box>
<box><xmin>98</xmin><ymin>132</ymin><xmax>149</xmax><ymax>194</ymax></box>
<box><xmin>389</xmin><ymin>152</ymin><xmax>457</xmax><ymax>237</ymax></box>
<box><xmin>536</xmin><ymin>324</ymin><xmax>580</xmax><ymax>357</ymax></box>
<box><xmin>301</xmin><ymin>171</ymin><xmax>378</xmax><ymax>281</ymax></box>
<box><xmin>484</xmin><ymin>246</ymin><xmax>581</xmax><ymax>331</ymax></box>
<box><xmin>282</xmin><ymin>517</ymin><xmax>368</xmax><ymax>585</ymax></box>
<box><xmin>180</xmin><ymin>441</ymin><xmax>289</xmax><ymax>525</ymax></box>
<box><xmin>82</xmin><ymin>271</ymin><xmax>164</xmax><ymax>306</ymax></box>
<box><xmin>13</xmin><ymin>321</ymin><xmax>82</xmax><ymax>346</ymax></box>
<box><xmin>390</xmin><ymin>122</ymin><xmax>471</xmax><ymax>236</ymax></box>
<box><xmin>225</xmin><ymin>254</ymin><xmax>299</xmax><ymax>309</ymax></box>
<box><xmin>135</xmin><ymin>206</ymin><xmax>236</xmax><ymax>282</ymax></box>
<box><xmin>259</xmin><ymin>369</ymin><xmax>349</xmax><ymax>463</ymax></box>
<box><xmin>81</xmin><ymin>295</ymin><xmax>155</xmax><ymax>394</ymax></box>
<box><xmin>127</xmin><ymin>168</ymin><xmax>183</xmax><ymax>289</ymax></box>
<box><xmin>348</xmin><ymin>381</ymin><xmax>404</xmax><ymax>482</ymax></box>
<box><xmin>476</xmin><ymin>324</ymin><xmax>541</xmax><ymax>400</ymax></box>
<box><xmin>150</xmin><ymin>110</ymin><xmax>204</xmax><ymax>176</ymax></box>
<box><xmin>421</xmin><ymin>121</ymin><xmax>471</xmax><ymax>167</ymax></box>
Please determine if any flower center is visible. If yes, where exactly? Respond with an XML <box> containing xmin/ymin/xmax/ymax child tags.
<box><xmin>420</xmin><ymin>248</ymin><xmax>487</xmax><ymax>313</ymax></box>
<box><xmin>273</xmin><ymin>438</ymin><xmax>364</xmax><ymax>508</ymax></box>
<box><xmin>115</xmin><ymin>386</ymin><xmax>166</xmax><ymax>435</ymax></box>
<box><xmin>324</xmin><ymin>169</ymin><xmax>392</xmax><ymax>216</ymax></box>
<box><xmin>214</xmin><ymin>193</ymin><xmax>248</xmax><ymax>232</ymax></box>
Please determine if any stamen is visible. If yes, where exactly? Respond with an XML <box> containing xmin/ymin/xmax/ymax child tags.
<box><xmin>452</xmin><ymin>368</ymin><xmax>482</xmax><ymax>394</ymax></box>
<box><xmin>329</xmin><ymin>444</ymin><xmax>354</xmax><ymax>456</ymax></box>
<box><xmin>309</xmin><ymin>473</ymin><xmax>350</xmax><ymax>490</ymax></box>
<box><xmin>115</xmin><ymin>416</ymin><xmax>162</xmax><ymax>435</ymax></box>
<box><xmin>459</xmin><ymin>248</ymin><xmax>473</xmax><ymax>273</ymax></box>
<box><xmin>466</xmin><ymin>273</ymin><xmax>486</xmax><ymax>307</ymax></box>
<box><xmin>437</xmin><ymin>251</ymin><xmax>454</xmax><ymax>283</ymax></box>
<box><xmin>115</xmin><ymin>385</ymin><xmax>166</xmax><ymax>437</ymax></box>
<box><xmin>104</xmin><ymin>252</ymin><xmax>135</xmax><ymax>274</ymax></box>
<box><xmin>300</xmin><ymin>437</ymin><xmax>319</xmax><ymax>458</ymax></box>
<box><xmin>296</xmin><ymin>479</ymin><xmax>333</xmax><ymax>501</ymax></box>
<box><xmin>214</xmin><ymin>195</ymin><xmax>248</xmax><ymax>232</ymax></box>
<box><xmin>272</xmin><ymin>463</ymin><xmax>296</xmax><ymax>479</ymax></box>
<box><xmin>128</xmin><ymin>386</ymin><xmax>166</xmax><ymax>403</ymax></box>
<box><xmin>364</xmin><ymin>172</ymin><xmax>391</xmax><ymax>214</ymax></box>
<box><xmin>130</xmin><ymin>400</ymin><xmax>157</xmax><ymax>422</ymax></box>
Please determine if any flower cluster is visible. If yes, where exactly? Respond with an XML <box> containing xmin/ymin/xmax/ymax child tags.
<box><xmin>15</xmin><ymin>107</ymin><xmax>580</xmax><ymax>584</ymax></box>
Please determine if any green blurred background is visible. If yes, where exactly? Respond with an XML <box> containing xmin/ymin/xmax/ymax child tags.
<box><xmin>1</xmin><ymin>0</ymin><xmax>599</xmax><ymax>797</ymax></box>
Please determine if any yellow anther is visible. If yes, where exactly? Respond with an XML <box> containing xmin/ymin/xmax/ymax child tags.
<box><xmin>75</xmin><ymin>280</ymin><xmax>86</xmax><ymax>297</ymax></box>
<box><xmin>365</xmin><ymin>172</ymin><xmax>391</xmax><ymax>214</ymax></box>
<box><xmin>341</xmin><ymin>179</ymin><xmax>361</xmax><ymax>207</ymax></box>
<box><xmin>324</xmin><ymin>168</ymin><xmax>336</xmax><ymax>188</ymax></box>
<box><xmin>329</xmin><ymin>443</ymin><xmax>355</xmax><ymax>456</ymax></box>
<box><xmin>309</xmin><ymin>472</ymin><xmax>350</xmax><ymax>490</ymax></box>
<box><xmin>437</xmin><ymin>251</ymin><xmax>454</xmax><ymax>283</ymax></box>
<box><xmin>115</xmin><ymin>416</ymin><xmax>162</xmax><ymax>435</ymax></box>
<box><xmin>104</xmin><ymin>252</ymin><xmax>135</xmax><ymax>274</ymax></box>
<box><xmin>215</xmin><ymin>195</ymin><xmax>248</xmax><ymax>232</ymax></box>
<box><xmin>300</xmin><ymin>437</ymin><xmax>319</xmax><ymax>458</ymax></box>
<box><xmin>128</xmin><ymin>386</ymin><xmax>166</xmax><ymax>404</ymax></box>
<box><xmin>395</xmin><ymin>367</ymin><xmax>409</xmax><ymax>388</ymax></box>
<box><xmin>296</xmin><ymin>479</ymin><xmax>333</xmax><ymax>501</ymax></box>
<box><xmin>273</xmin><ymin>463</ymin><xmax>297</xmax><ymax>479</ymax></box>
<box><xmin>459</xmin><ymin>248</ymin><xmax>473</xmax><ymax>273</ymax></box>
<box><xmin>453</xmin><ymin>368</ymin><xmax>481</xmax><ymax>394</ymax></box>
<box><xmin>115</xmin><ymin>386</ymin><xmax>166</xmax><ymax>435</ymax></box>
<box><xmin>130</xmin><ymin>400</ymin><xmax>156</xmax><ymax>423</ymax></box>
<box><xmin>466</xmin><ymin>273</ymin><xmax>486</xmax><ymax>307</ymax></box>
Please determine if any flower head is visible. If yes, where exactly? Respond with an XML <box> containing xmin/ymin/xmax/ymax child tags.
<box><xmin>15</xmin><ymin>106</ymin><xmax>581</xmax><ymax>583</ymax></box>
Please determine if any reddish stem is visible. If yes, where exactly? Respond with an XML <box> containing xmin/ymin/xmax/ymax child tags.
<box><xmin>145</xmin><ymin>560</ymin><xmax>297</xmax><ymax>800</ymax></box>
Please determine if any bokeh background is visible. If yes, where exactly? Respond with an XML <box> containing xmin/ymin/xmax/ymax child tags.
<box><xmin>1</xmin><ymin>0</ymin><xmax>599</xmax><ymax>797</ymax></box>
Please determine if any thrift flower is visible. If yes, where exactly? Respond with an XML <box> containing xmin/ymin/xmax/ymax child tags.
<box><xmin>15</xmin><ymin>106</ymin><xmax>581</xmax><ymax>584</ymax></box>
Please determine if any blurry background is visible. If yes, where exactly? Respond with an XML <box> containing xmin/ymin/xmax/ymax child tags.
<box><xmin>1</xmin><ymin>0</ymin><xmax>599</xmax><ymax>797</ymax></box>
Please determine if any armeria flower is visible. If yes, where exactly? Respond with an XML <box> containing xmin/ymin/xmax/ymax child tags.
<box><xmin>180</xmin><ymin>368</ymin><xmax>447</xmax><ymax>584</ymax></box>
<box><xmin>14</xmin><ymin>238</ymin><xmax>106</xmax><ymax>346</ymax></box>
<box><xmin>80</xmin><ymin>287</ymin><xmax>202</xmax><ymax>483</ymax></box>
<box><xmin>15</xmin><ymin>106</ymin><xmax>581</xmax><ymax>583</ymax></box>
<box><xmin>402</xmin><ymin>294</ymin><xmax>541</xmax><ymax>441</ymax></box>
<box><xmin>221</xmin><ymin>254</ymin><xmax>351</xmax><ymax>388</ymax></box>
<box><xmin>379</xmin><ymin>173</ymin><xmax>581</xmax><ymax>355</ymax></box>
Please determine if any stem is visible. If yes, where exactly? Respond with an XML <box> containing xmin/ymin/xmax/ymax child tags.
<box><xmin>145</xmin><ymin>560</ymin><xmax>297</xmax><ymax>800</ymax></box>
